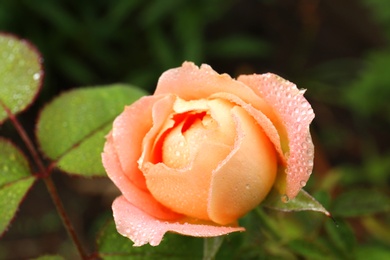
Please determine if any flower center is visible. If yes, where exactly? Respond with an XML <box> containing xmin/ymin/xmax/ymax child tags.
<box><xmin>161</xmin><ymin>98</ymin><xmax>235</xmax><ymax>169</ymax></box>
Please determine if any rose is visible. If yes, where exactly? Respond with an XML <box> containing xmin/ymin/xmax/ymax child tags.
<box><xmin>102</xmin><ymin>62</ymin><xmax>314</xmax><ymax>246</ymax></box>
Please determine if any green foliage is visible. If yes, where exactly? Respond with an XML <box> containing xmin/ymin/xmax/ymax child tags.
<box><xmin>331</xmin><ymin>188</ymin><xmax>390</xmax><ymax>217</ymax></box>
<box><xmin>0</xmin><ymin>0</ymin><xmax>238</xmax><ymax>90</ymax></box>
<box><xmin>36</xmin><ymin>85</ymin><xmax>147</xmax><ymax>176</ymax></box>
<box><xmin>97</xmin><ymin>221</ymin><xmax>203</xmax><ymax>259</ymax></box>
<box><xmin>355</xmin><ymin>244</ymin><xmax>390</xmax><ymax>260</ymax></box>
<box><xmin>208</xmin><ymin>35</ymin><xmax>270</xmax><ymax>59</ymax></box>
<box><xmin>203</xmin><ymin>236</ymin><xmax>225</xmax><ymax>260</ymax></box>
<box><xmin>344</xmin><ymin>50</ymin><xmax>390</xmax><ymax>118</ymax></box>
<box><xmin>287</xmin><ymin>239</ymin><xmax>331</xmax><ymax>260</ymax></box>
<box><xmin>0</xmin><ymin>138</ymin><xmax>32</xmax><ymax>186</ymax></box>
<box><xmin>263</xmin><ymin>188</ymin><xmax>330</xmax><ymax>216</ymax></box>
<box><xmin>0</xmin><ymin>33</ymin><xmax>42</xmax><ymax>123</ymax></box>
<box><xmin>0</xmin><ymin>176</ymin><xmax>34</xmax><ymax>234</ymax></box>
<box><xmin>0</xmin><ymin>139</ymin><xmax>34</xmax><ymax>235</ymax></box>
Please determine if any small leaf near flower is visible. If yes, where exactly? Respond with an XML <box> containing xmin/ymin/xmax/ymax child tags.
<box><xmin>262</xmin><ymin>188</ymin><xmax>331</xmax><ymax>217</ymax></box>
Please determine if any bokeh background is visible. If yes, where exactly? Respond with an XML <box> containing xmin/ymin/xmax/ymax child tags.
<box><xmin>1</xmin><ymin>0</ymin><xmax>390</xmax><ymax>259</ymax></box>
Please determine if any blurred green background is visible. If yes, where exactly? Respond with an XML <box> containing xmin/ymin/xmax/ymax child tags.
<box><xmin>1</xmin><ymin>0</ymin><xmax>390</xmax><ymax>259</ymax></box>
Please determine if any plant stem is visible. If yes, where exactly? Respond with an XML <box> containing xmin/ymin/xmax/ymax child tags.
<box><xmin>0</xmin><ymin>101</ymin><xmax>46</xmax><ymax>177</ymax></box>
<box><xmin>44</xmin><ymin>176</ymin><xmax>88</xmax><ymax>259</ymax></box>
<box><xmin>2</xmin><ymin>102</ymin><xmax>88</xmax><ymax>259</ymax></box>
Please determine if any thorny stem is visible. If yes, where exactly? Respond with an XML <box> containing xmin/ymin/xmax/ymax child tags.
<box><xmin>2</xmin><ymin>101</ymin><xmax>89</xmax><ymax>259</ymax></box>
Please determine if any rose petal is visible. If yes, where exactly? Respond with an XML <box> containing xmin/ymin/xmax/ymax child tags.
<box><xmin>210</xmin><ymin>92</ymin><xmax>285</xmax><ymax>165</ymax></box>
<box><xmin>141</xmin><ymin>98</ymin><xmax>237</xmax><ymax>221</ymax></box>
<box><xmin>112</xmin><ymin>95</ymin><xmax>171</xmax><ymax>190</ymax></box>
<box><xmin>208</xmin><ymin>106</ymin><xmax>277</xmax><ymax>225</ymax></box>
<box><xmin>142</xmin><ymin>141</ymin><xmax>231</xmax><ymax>221</ymax></box>
<box><xmin>103</xmin><ymin>134</ymin><xmax>182</xmax><ymax>220</ymax></box>
<box><xmin>139</xmin><ymin>94</ymin><xmax>177</xmax><ymax>165</ymax></box>
<box><xmin>238</xmin><ymin>74</ymin><xmax>315</xmax><ymax>199</ymax></box>
<box><xmin>113</xmin><ymin>196</ymin><xmax>244</xmax><ymax>247</ymax></box>
<box><xmin>155</xmin><ymin>62</ymin><xmax>274</xmax><ymax>117</ymax></box>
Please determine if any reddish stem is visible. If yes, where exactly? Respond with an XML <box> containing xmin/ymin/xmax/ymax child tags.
<box><xmin>44</xmin><ymin>177</ymin><xmax>88</xmax><ymax>259</ymax></box>
<box><xmin>1</xmin><ymin>101</ymin><xmax>88</xmax><ymax>259</ymax></box>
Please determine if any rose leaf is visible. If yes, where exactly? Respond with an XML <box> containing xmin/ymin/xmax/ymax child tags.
<box><xmin>262</xmin><ymin>188</ymin><xmax>331</xmax><ymax>217</ymax></box>
<box><xmin>36</xmin><ymin>85</ymin><xmax>147</xmax><ymax>177</ymax></box>
<box><xmin>97</xmin><ymin>220</ymin><xmax>203</xmax><ymax>259</ymax></box>
<box><xmin>0</xmin><ymin>138</ymin><xmax>35</xmax><ymax>236</ymax></box>
<box><xmin>0</xmin><ymin>33</ymin><xmax>43</xmax><ymax>124</ymax></box>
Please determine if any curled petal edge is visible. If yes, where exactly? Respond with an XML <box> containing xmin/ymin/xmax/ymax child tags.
<box><xmin>103</xmin><ymin>133</ymin><xmax>181</xmax><ymax>220</ymax></box>
<box><xmin>112</xmin><ymin>196</ymin><xmax>245</xmax><ymax>247</ymax></box>
<box><xmin>238</xmin><ymin>74</ymin><xmax>315</xmax><ymax>199</ymax></box>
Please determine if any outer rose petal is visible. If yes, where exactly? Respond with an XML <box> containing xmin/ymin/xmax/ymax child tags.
<box><xmin>103</xmin><ymin>134</ymin><xmax>182</xmax><ymax>220</ymax></box>
<box><xmin>238</xmin><ymin>74</ymin><xmax>315</xmax><ymax>199</ymax></box>
<box><xmin>208</xmin><ymin>106</ymin><xmax>277</xmax><ymax>225</ymax></box>
<box><xmin>210</xmin><ymin>92</ymin><xmax>285</xmax><ymax>165</ymax></box>
<box><xmin>112</xmin><ymin>95</ymin><xmax>163</xmax><ymax>191</ymax></box>
<box><xmin>155</xmin><ymin>62</ymin><xmax>279</xmax><ymax>126</ymax></box>
<box><xmin>113</xmin><ymin>196</ymin><xmax>244</xmax><ymax>247</ymax></box>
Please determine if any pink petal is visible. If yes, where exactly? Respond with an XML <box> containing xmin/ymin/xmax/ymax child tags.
<box><xmin>142</xmin><ymin>141</ymin><xmax>231</xmax><ymax>221</ymax></box>
<box><xmin>208</xmin><ymin>107</ymin><xmax>277</xmax><ymax>225</ymax></box>
<box><xmin>111</xmin><ymin>95</ymin><xmax>161</xmax><ymax>190</ymax></box>
<box><xmin>155</xmin><ymin>62</ymin><xmax>273</xmax><ymax>117</ymax></box>
<box><xmin>210</xmin><ymin>92</ymin><xmax>285</xmax><ymax>165</ymax></box>
<box><xmin>238</xmin><ymin>74</ymin><xmax>315</xmax><ymax>199</ymax></box>
<box><xmin>112</xmin><ymin>196</ymin><xmax>245</xmax><ymax>246</ymax></box>
<box><xmin>102</xmin><ymin>134</ymin><xmax>182</xmax><ymax>220</ymax></box>
<box><xmin>138</xmin><ymin>94</ymin><xmax>176</xmax><ymax>165</ymax></box>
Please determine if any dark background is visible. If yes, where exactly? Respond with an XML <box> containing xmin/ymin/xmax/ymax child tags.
<box><xmin>1</xmin><ymin>0</ymin><xmax>390</xmax><ymax>259</ymax></box>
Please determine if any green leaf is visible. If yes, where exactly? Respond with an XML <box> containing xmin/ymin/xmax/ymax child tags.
<box><xmin>203</xmin><ymin>237</ymin><xmax>224</xmax><ymax>260</ymax></box>
<box><xmin>0</xmin><ymin>177</ymin><xmax>35</xmax><ymax>234</ymax></box>
<box><xmin>0</xmin><ymin>138</ymin><xmax>35</xmax><ymax>236</ymax></box>
<box><xmin>97</xmin><ymin>220</ymin><xmax>203</xmax><ymax>259</ymax></box>
<box><xmin>262</xmin><ymin>188</ymin><xmax>331</xmax><ymax>217</ymax></box>
<box><xmin>36</xmin><ymin>84</ymin><xmax>147</xmax><ymax>177</ymax></box>
<box><xmin>331</xmin><ymin>188</ymin><xmax>390</xmax><ymax>217</ymax></box>
<box><xmin>355</xmin><ymin>244</ymin><xmax>390</xmax><ymax>260</ymax></box>
<box><xmin>0</xmin><ymin>177</ymin><xmax>35</xmax><ymax>235</ymax></box>
<box><xmin>0</xmin><ymin>138</ymin><xmax>32</xmax><ymax>186</ymax></box>
<box><xmin>325</xmin><ymin>219</ymin><xmax>356</xmax><ymax>258</ymax></box>
<box><xmin>0</xmin><ymin>33</ymin><xmax>43</xmax><ymax>124</ymax></box>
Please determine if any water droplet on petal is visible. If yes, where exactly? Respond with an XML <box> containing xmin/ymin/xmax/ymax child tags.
<box><xmin>281</xmin><ymin>194</ymin><xmax>289</xmax><ymax>203</ymax></box>
<box><xmin>300</xmin><ymin>180</ymin><xmax>306</xmax><ymax>187</ymax></box>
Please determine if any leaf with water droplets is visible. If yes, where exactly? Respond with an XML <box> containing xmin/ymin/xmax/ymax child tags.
<box><xmin>36</xmin><ymin>85</ymin><xmax>147</xmax><ymax>177</ymax></box>
<box><xmin>0</xmin><ymin>138</ymin><xmax>35</xmax><ymax>236</ymax></box>
<box><xmin>0</xmin><ymin>33</ymin><xmax>43</xmax><ymax>124</ymax></box>
<box><xmin>97</xmin><ymin>220</ymin><xmax>203</xmax><ymax>259</ymax></box>
<box><xmin>262</xmin><ymin>188</ymin><xmax>331</xmax><ymax>217</ymax></box>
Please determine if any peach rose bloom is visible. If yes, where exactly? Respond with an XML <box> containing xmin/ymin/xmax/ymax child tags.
<box><xmin>102</xmin><ymin>62</ymin><xmax>314</xmax><ymax>246</ymax></box>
